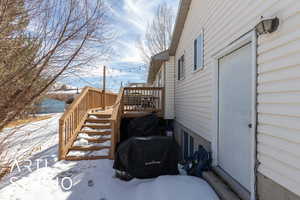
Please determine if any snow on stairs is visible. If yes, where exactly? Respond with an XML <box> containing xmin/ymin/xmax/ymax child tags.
<box><xmin>65</xmin><ymin>112</ymin><xmax>113</xmax><ymax>161</ymax></box>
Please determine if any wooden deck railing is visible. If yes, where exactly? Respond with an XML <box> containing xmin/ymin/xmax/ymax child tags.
<box><xmin>59</xmin><ymin>87</ymin><xmax>117</xmax><ymax>160</ymax></box>
<box><xmin>122</xmin><ymin>87</ymin><xmax>164</xmax><ymax>116</ymax></box>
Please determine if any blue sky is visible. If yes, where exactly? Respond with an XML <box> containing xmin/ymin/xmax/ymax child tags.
<box><xmin>60</xmin><ymin>0</ymin><xmax>180</xmax><ymax>92</ymax></box>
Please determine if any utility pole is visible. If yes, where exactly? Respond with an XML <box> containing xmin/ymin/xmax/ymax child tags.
<box><xmin>102</xmin><ymin>65</ymin><xmax>106</xmax><ymax>109</ymax></box>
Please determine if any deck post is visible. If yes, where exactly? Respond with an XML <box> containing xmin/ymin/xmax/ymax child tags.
<box><xmin>58</xmin><ymin>119</ymin><xmax>65</xmax><ymax>160</ymax></box>
<box><xmin>102</xmin><ymin>65</ymin><xmax>106</xmax><ymax>109</ymax></box>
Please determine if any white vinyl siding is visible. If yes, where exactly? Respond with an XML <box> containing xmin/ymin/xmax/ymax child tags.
<box><xmin>174</xmin><ymin>0</ymin><xmax>300</xmax><ymax>196</ymax></box>
<box><xmin>165</xmin><ymin>58</ymin><xmax>175</xmax><ymax>119</ymax></box>
<box><xmin>152</xmin><ymin>59</ymin><xmax>175</xmax><ymax>119</ymax></box>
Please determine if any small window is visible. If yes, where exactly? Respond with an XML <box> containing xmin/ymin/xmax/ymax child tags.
<box><xmin>177</xmin><ymin>55</ymin><xmax>185</xmax><ymax>80</ymax></box>
<box><xmin>194</xmin><ymin>33</ymin><xmax>204</xmax><ymax>70</ymax></box>
<box><xmin>183</xmin><ymin>131</ymin><xmax>189</xmax><ymax>160</ymax></box>
<box><xmin>182</xmin><ymin>131</ymin><xmax>195</xmax><ymax>160</ymax></box>
<box><xmin>189</xmin><ymin>135</ymin><xmax>194</xmax><ymax>157</ymax></box>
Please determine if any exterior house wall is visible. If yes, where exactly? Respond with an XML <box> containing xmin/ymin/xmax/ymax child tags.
<box><xmin>152</xmin><ymin>59</ymin><xmax>175</xmax><ymax>119</ymax></box>
<box><xmin>152</xmin><ymin>69</ymin><xmax>160</xmax><ymax>87</ymax></box>
<box><xmin>173</xmin><ymin>0</ymin><xmax>300</xmax><ymax>198</ymax></box>
<box><xmin>164</xmin><ymin>58</ymin><xmax>175</xmax><ymax>119</ymax></box>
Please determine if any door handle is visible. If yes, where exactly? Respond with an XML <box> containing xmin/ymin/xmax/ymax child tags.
<box><xmin>248</xmin><ymin>123</ymin><xmax>252</xmax><ymax>128</ymax></box>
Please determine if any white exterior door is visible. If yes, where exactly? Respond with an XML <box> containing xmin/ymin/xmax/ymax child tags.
<box><xmin>218</xmin><ymin>43</ymin><xmax>252</xmax><ymax>191</ymax></box>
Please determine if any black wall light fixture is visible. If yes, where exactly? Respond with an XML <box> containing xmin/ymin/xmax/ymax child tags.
<box><xmin>255</xmin><ymin>17</ymin><xmax>279</xmax><ymax>35</ymax></box>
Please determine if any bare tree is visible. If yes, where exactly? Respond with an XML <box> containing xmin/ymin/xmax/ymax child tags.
<box><xmin>0</xmin><ymin>0</ymin><xmax>113</xmax><ymax>130</ymax></box>
<box><xmin>138</xmin><ymin>3</ymin><xmax>174</xmax><ymax>64</ymax></box>
<box><xmin>0</xmin><ymin>0</ymin><xmax>114</xmax><ymax>177</ymax></box>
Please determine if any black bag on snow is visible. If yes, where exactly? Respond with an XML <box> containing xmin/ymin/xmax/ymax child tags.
<box><xmin>113</xmin><ymin>136</ymin><xmax>180</xmax><ymax>179</ymax></box>
<box><xmin>184</xmin><ymin>146</ymin><xmax>212</xmax><ymax>177</ymax></box>
<box><xmin>127</xmin><ymin>114</ymin><xmax>160</xmax><ymax>138</ymax></box>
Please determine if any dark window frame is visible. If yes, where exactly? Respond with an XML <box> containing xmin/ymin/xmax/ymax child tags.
<box><xmin>189</xmin><ymin>135</ymin><xmax>194</xmax><ymax>157</ymax></box>
<box><xmin>177</xmin><ymin>54</ymin><xmax>185</xmax><ymax>80</ymax></box>
<box><xmin>183</xmin><ymin>131</ymin><xmax>189</xmax><ymax>160</ymax></box>
<box><xmin>194</xmin><ymin>39</ymin><xmax>198</xmax><ymax>70</ymax></box>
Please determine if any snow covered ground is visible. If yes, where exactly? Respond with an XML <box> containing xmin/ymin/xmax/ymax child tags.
<box><xmin>0</xmin><ymin>114</ymin><xmax>219</xmax><ymax>200</ymax></box>
<box><xmin>0</xmin><ymin>114</ymin><xmax>61</xmax><ymax>162</ymax></box>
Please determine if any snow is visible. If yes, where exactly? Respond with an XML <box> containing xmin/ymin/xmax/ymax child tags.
<box><xmin>85</xmin><ymin>122</ymin><xmax>111</xmax><ymax>126</ymax></box>
<box><xmin>66</xmin><ymin>148</ymin><xmax>110</xmax><ymax>157</ymax></box>
<box><xmin>88</xmin><ymin>115</ymin><xmax>101</xmax><ymax>119</ymax></box>
<box><xmin>81</xmin><ymin>127</ymin><xmax>111</xmax><ymax>132</ymax></box>
<box><xmin>73</xmin><ymin>139</ymin><xmax>111</xmax><ymax>147</ymax></box>
<box><xmin>0</xmin><ymin>114</ymin><xmax>62</xmax><ymax>163</ymax></box>
<box><xmin>88</xmin><ymin>115</ymin><xmax>111</xmax><ymax>120</ymax></box>
<box><xmin>0</xmin><ymin>158</ymin><xmax>219</xmax><ymax>200</ymax></box>
<box><xmin>0</xmin><ymin>113</ymin><xmax>219</xmax><ymax>200</ymax></box>
<box><xmin>77</xmin><ymin>133</ymin><xmax>111</xmax><ymax>140</ymax></box>
<box><xmin>73</xmin><ymin>138</ymin><xmax>89</xmax><ymax>146</ymax></box>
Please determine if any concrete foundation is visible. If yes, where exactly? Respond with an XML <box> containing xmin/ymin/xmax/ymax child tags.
<box><xmin>257</xmin><ymin>172</ymin><xmax>300</xmax><ymax>200</ymax></box>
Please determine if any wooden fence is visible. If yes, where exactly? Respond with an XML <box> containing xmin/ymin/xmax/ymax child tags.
<box><xmin>59</xmin><ymin>87</ymin><xmax>117</xmax><ymax>160</ymax></box>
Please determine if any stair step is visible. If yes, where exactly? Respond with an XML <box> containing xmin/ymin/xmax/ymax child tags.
<box><xmin>85</xmin><ymin>118</ymin><xmax>111</xmax><ymax>123</ymax></box>
<box><xmin>83</xmin><ymin>124</ymin><xmax>111</xmax><ymax>129</ymax></box>
<box><xmin>69</xmin><ymin>146</ymin><xmax>110</xmax><ymax>151</ymax></box>
<box><xmin>65</xmin><ymin>155</ymin><xmax>110</xmax><ymax>161</ymax></box>
<box><xmin>88</xmin><ymin>113</ymin><xmax>111</xmax><ymax>118</ymax></box>
<box><xmin>77</xmin><ymin>133</ymin><xmax>111</xmax><ymax>141</ymax></box>
<box><xmin>85</xmin><ymin>138</ymin><xmax>111</xmax><ymax>143</ymax></box>
<box><xmin>78</xmin><ymin>131</ymin><xmax>111</xmax><ymax>135</ymax></box>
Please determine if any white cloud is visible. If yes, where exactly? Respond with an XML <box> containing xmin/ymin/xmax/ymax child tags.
<box><xmin>116</xmin><ymin>40</ymin><xmax>142</xmax><ymax>63</ymax></box>
<box><xmin>108</xmin><ymin>0</ymin><xmax>172</xmax><ymax>63</ymax></box>
<box><xmin>77</xmin><ymin>65</ymin><xmax>129</xmax><ymax>78</ymax></box>
<box><xmin>122</xmin><ymin>0</ymin><xmax>161</xmax><ymax>32</ymax></box>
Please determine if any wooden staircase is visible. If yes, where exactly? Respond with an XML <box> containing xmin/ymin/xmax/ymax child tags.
<box><xmin>59</xmin><ymin>86</ymin><xmax>164</xmax><ymax>161</ymax></box>
<box><xmin>58</xmin><ymin>87</ymin><xmax>119</xmax><ymax>161</ymax></box>
<box><xmin>65</xmin><ymin>110</ymin><xmax>113</xmax><ymax>160</ymax></box>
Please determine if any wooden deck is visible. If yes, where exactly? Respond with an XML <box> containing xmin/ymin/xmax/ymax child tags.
<box><xmin>123</xmin><ymin>111</ymin><xmax>160</xmax><ymax>118</ymax></box>
<box><xmin>58</xmin><ymin>87</ymin><xmax>164</xmax><ymax>160</ymax></box>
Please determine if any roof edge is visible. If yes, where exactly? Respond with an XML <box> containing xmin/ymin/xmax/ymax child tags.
<box><xmin>169</xmin><ymin>0</ymin><xmax>192</xmax><ymax>56</ymax></box>
<box><xmin>147</xmin><ymin>50</ymin><xmax>170</xmax><ymax>84</ymax></box>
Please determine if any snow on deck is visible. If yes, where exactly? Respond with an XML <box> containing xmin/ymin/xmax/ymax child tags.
<box><xmin>0</xmin><ymin>114</ymin><xmax>219</xmax><ymax>200</ymax></box>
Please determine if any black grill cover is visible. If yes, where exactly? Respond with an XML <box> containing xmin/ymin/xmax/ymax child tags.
<box><xmin>127</xmin><ymin>114</ymin><xmax>160</xmax><ymax>137</ymax></box>
<box><xmin>113</xmin><ymin>136</ymin><xmax>179</xmax><ymax>179</ymax></box>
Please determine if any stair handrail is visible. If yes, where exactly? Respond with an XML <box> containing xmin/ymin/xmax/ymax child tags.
<box><xmin>110</xmin><ymin>87</ymin><xmax>124</xmax><ymax>159</ymax></box>
<box><xmin>60</xmin><ymin>87</ymin><xmax>101</xmax><ymax>121</ymax></box>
